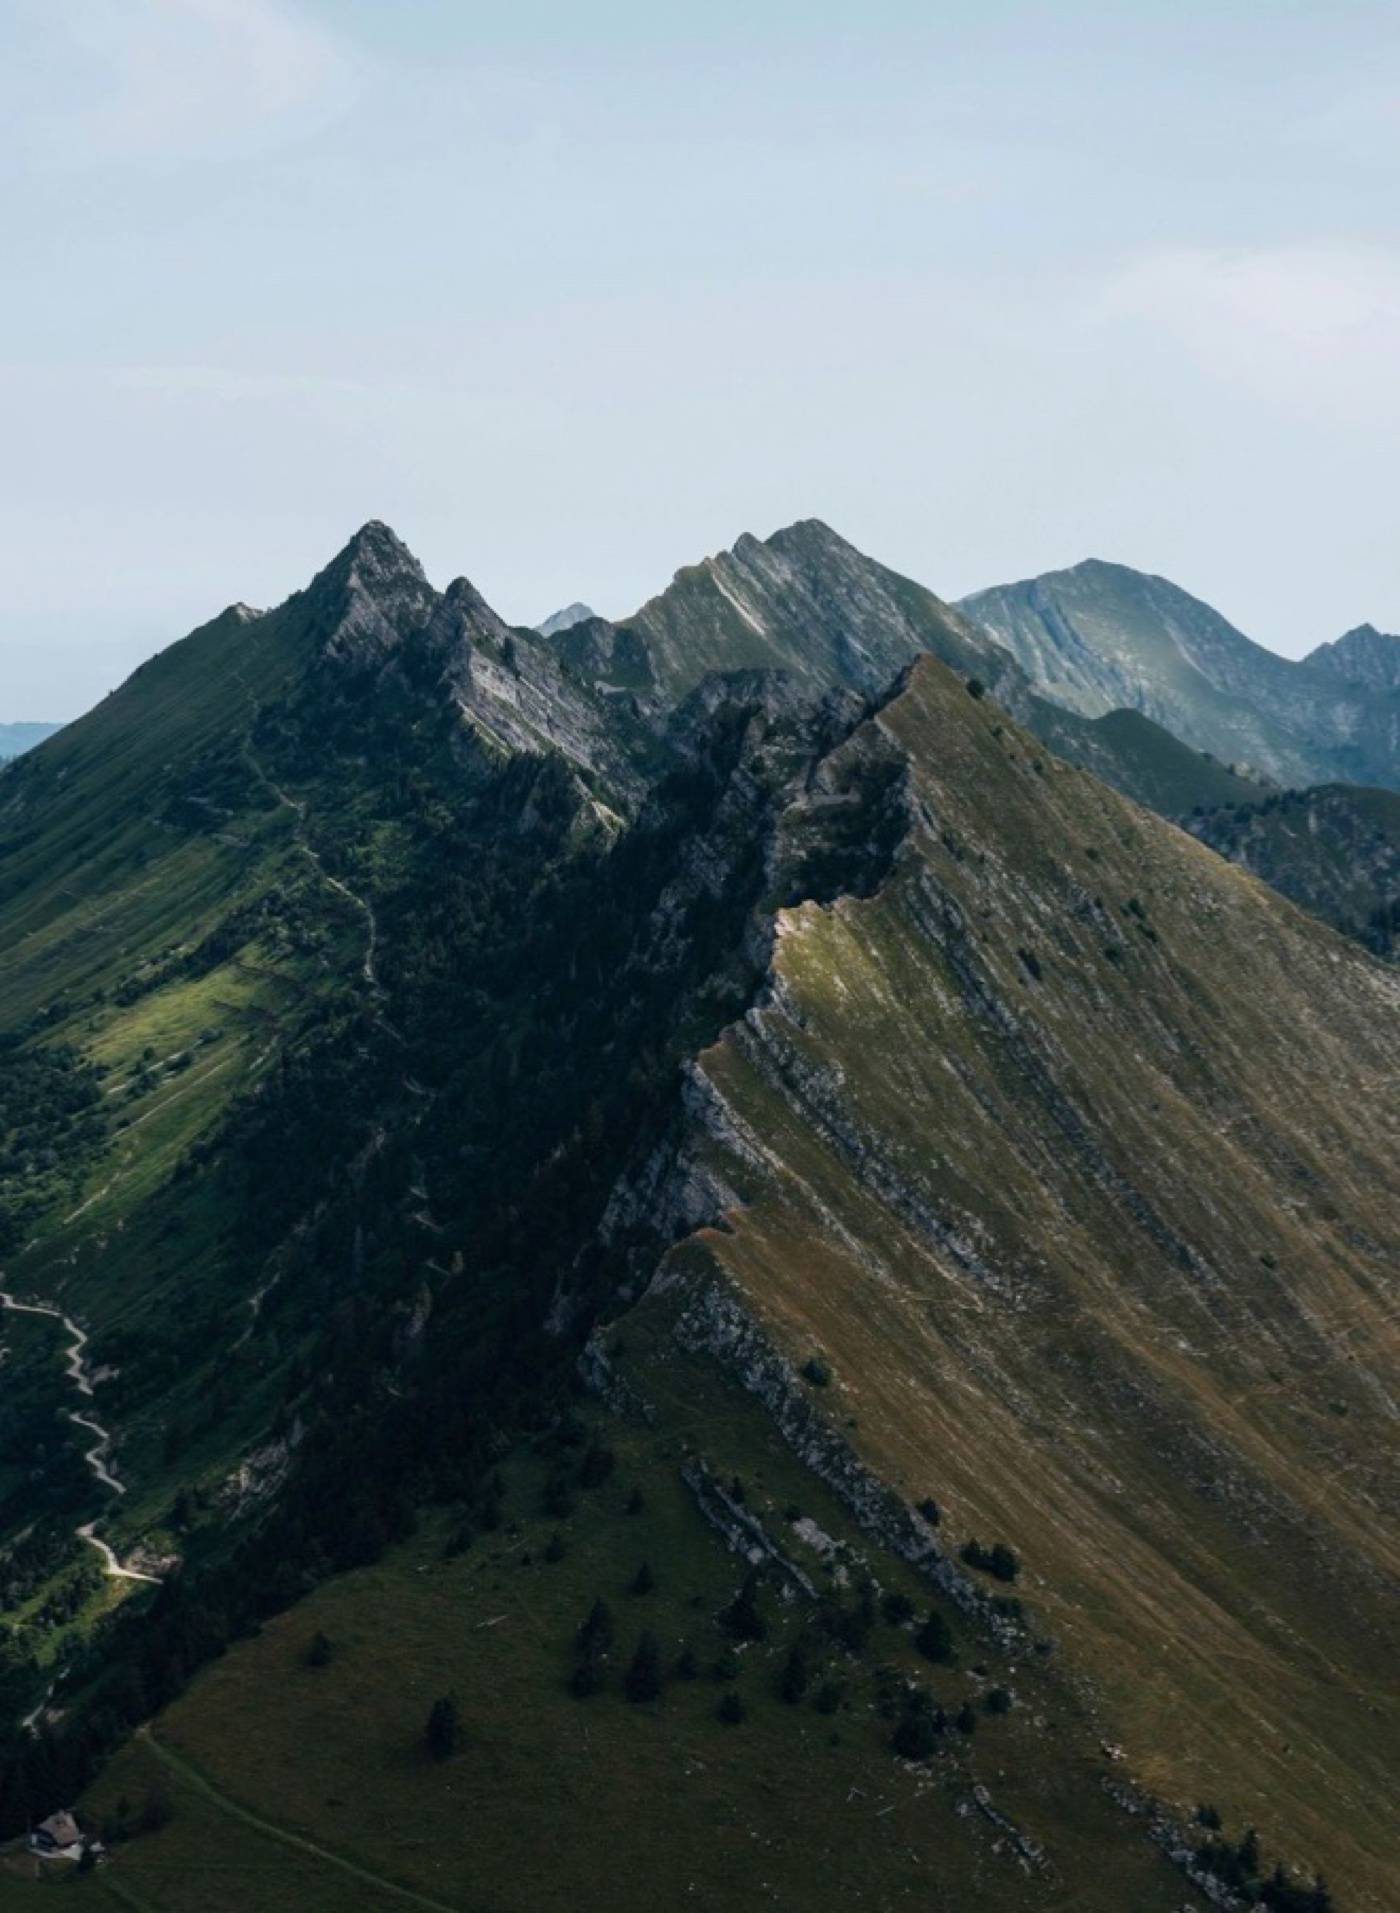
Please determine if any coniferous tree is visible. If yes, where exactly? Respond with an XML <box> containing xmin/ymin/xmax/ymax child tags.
<box><xmin>720</xmin><ymin>1570</ymin><xmax>767</xmax><ymax>1642</ymax></box>
<box><xmin>625</xmin><ymin>1631</ymin><xmax>663</xmax><ymax>1703</ymax></box>
<box><xmin>577</xmin><ymin>1598</ymin><xmax>614</xmax><ymax>1656</ymax></box>
<box><xmin>778</xmin><ymin>1641</ymin><xmax>812</xmax><ymax>1704</ymax></box>
<box><xmin>914</xmin><ymin>1610</ymin><xmax>954</xmax><ymax>1664</ymax></box>
<box><xmin>425</xmin><ymin>1693</ymin><xmax>460</xmax><ymax>1760</ymax></box>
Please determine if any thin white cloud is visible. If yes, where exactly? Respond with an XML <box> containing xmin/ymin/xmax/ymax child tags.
<box><xmin>8</xmin><ymin>0</ymin><xmax>359</xmax><ymax>165</ymax></box>
<box><xmin>1093</xmin><ymin>244</ymin><xmax>1400</xmax><ymax>421</ymax></box>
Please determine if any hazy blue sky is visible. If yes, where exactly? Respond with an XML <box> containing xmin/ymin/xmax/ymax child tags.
<box><xmin>4</xmin><ymin>1</ymin><xmax>1400</xmax><ymax>714</ymax></box>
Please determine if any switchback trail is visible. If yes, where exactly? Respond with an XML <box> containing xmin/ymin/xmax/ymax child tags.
<box><xmin>0</xmin><ymin>1290</ymin><xmax>160</xmax><ymax>1586</ymax></box>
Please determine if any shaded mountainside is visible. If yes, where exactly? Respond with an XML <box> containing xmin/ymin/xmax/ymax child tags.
<box><xmin>1188</xmin><ymin>784</ymin><xmax>1400</xmax><ymax>958</ymax></box>
<box><xmin>0</xmin><ymin>522</ymin><xmax>1391</xmax><ymax>1910</ymax></box>
<box><xmin>960</xmin><ymin>560</ymin><xmax>1400</xmax><ymax>791</ymax></box>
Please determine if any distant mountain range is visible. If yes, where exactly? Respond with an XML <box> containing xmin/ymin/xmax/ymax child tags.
<box><xmin>535</xmin><ymin>600</ymin><xmax>598</xmax><ymax>637</ymax></box>
<box><xmin>0</xmin><ymin>720</ymin><xmax>61</xmax><ymax>759</ymax></box>
<box><xmin>959</xmin><ymin>559</ymin><xmax>1400</xmax><ymax>790</ymax></box>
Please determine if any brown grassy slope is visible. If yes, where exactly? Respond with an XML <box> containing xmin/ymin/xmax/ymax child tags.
<box><xmin>660</xmin><ymin>656</ymin><xmax>1400</xmax><ymax>1907</ymax></box>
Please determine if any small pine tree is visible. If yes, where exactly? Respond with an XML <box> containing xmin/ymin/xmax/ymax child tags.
<box><xmin>892</xmin><ymin>1707</ymin><xmax>940</xmax><ymax>1761</ymax></box>
<box><xmin>577</xmin><ymin>1598</ymin><xmax>614</xmax><ymax>1656</ymax></box>
<box><xmin>77</xmin><ymin>1842</ymin><xmax>98</xmax><ymax>1874</ymax></box>
<box><xmin>778</xmin><ymin>1642</ymin><xmax>812</xmax><ymax>1705</ymax></box>
<box><xmin>544</xmin><ymin>1532</ymin><xmax>566</xmax><ymax>1564</ymax></box>
<box><xmin>881</xmin><ymin>1591</ymin><xmax>915</xmax><ymax>1626</ymax></box>
<box><xmin>425</xmin><ymin>1693</ymin><xmax>460</xmax><ymax>1760</ymax></box>
<box><xmin>630</xmin><ymin>1561</ymin><xmax>655</xmax><ymax>1595</ymax></box>
<box><xmin>625</xmin><ymin>1630</ymin><xmax>663</xmax><ymax>1704</ymax></box>
<box><xmin>954</xmin><ymin>1701</ymin><xmax>977</xmax><ymax>1735</ymax></box>
<box><xmin>984</xmin><ymin>1686</ymin><xmax>1013</xmax><ymax>1715</ymax></box>
<box><xmin>916</xmin><ymin>1496</ymin><xmax>941</xmax><ymax>1526</ymax></box>
<box><xmin>717</xmin><ymin>1691</ymin><xmax>746</xmax><ymax>1726</ymax></box>
<box><xmin>304</xmin><ymin>1630</ymin><xmax>334</xmax><ymax>1668</ymax></box>
<box><xmin>988</xmin><ymin>1543</ymin><xmax>1019</xmax><ymax>1584</ymax></box>
<box><xmin>915</xmin><ymin>1610</ymin><xmax>954</xmax><ymax>1664</ymax></box>
<box><xmin>720</xmin><ymin>1570</ymin><xmax>767</xmax><ymax>1642</ymax></box>
<box><xmin>673</xmin><ymin>1644</ymin><xmax>699</xmax><ymax>1681</ymax></box>
<box><xmin>625</xmin><ymin>1487</ymin><xmax>645</xmax><ymax>1515</ymax></box>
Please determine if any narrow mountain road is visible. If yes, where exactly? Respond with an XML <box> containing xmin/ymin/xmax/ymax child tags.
<box><xmin>136</xmin><ymin>1729</ymin><xmax>465</xmax><ymax>1913</ymax></box>
<box><xmin>0</xmin><ymin>1290</ymin><xmax>160</xmax><ymax>1586</ymax></box>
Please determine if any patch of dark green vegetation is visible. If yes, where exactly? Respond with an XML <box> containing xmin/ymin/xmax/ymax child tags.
<box><xmin>0</xmin><ymin>1036</ymin><xmax>106</xmax><ymax>1253</ymax></box>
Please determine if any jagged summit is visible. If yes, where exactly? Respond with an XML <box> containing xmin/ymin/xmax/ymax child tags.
<box><xmin>1305</xmin><ymin>621</ymin><xmax>1400</xmax><ymax>693</ymax></box>
<box><xmin>620</xmin><ymin>517</ymin><xmax>989</xmax><ymax>704</ymax></box>
<box><xmin>309</xmin><ymin>519</ymin><xmax>428</xmax><ymax>600</ymax></box>
<box><xmin>307</xmin><ymin>520</ymin><xmax>437</xmax><ymax>669</ymax></box>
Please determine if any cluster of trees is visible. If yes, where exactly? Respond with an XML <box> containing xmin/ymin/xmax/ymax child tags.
<box><xmin>0</xmin><ymin>1037</ymin><xmax>105</xmax><ymax>1253</ymax></box>
<box><xmin>958</xmin><ymin>1539</ymin><xmax>1020</xmax><ymax>1583</ymax></box>
<box><xmin>1194</xmin><ymin>1825</ymin><xmax>1333</xmax><ymax>1911</ymax></box>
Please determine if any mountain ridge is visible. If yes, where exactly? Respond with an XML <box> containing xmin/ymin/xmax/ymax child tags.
<box><xmin>959</xmin><ymin>558</ymin><xmax>1400</xmax><ymax>790</ymax></box>
<box><xmin>0</xmin><ymin>518</ymin><xmax>1393</xmax><ymax>1910</ymax></box>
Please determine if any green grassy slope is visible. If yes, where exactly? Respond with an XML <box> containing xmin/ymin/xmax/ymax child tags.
<box><xmin>32</xmin><ymin>1393</ymin><xmax>1189</xmax><ymax>1913</ymax></box>
<box><xmin>626</xmin><ymin>657</ymin><xmax>1397</xmax><ymax>1908</ymax></box>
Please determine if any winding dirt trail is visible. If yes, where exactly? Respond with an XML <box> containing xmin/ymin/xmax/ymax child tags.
<box><xmin>0</xmin><ymin>1290</ymin><xmax>160</xmax><ymax>1585</ymax></box>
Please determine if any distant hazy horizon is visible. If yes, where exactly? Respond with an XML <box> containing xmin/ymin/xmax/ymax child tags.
<box><xmin>4</xmin><ymin>1</ymin><xmax>1400</xmax><ymax>716</ymax></box>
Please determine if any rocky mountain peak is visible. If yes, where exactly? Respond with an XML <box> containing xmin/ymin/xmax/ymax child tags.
<box><xmin>436</xmin><ymin>574</ymin><xmax>515</xmax><ymax>648</ymax></box>
<box><xmin>1305</xmin><ymin>621</ymin><xmax>1400</xmax><ymax>693</ymax></box>
<box><xmin>306</xmin><ymin>520</ymin><xmax>438</xmax><ymax>669</ymax></box>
